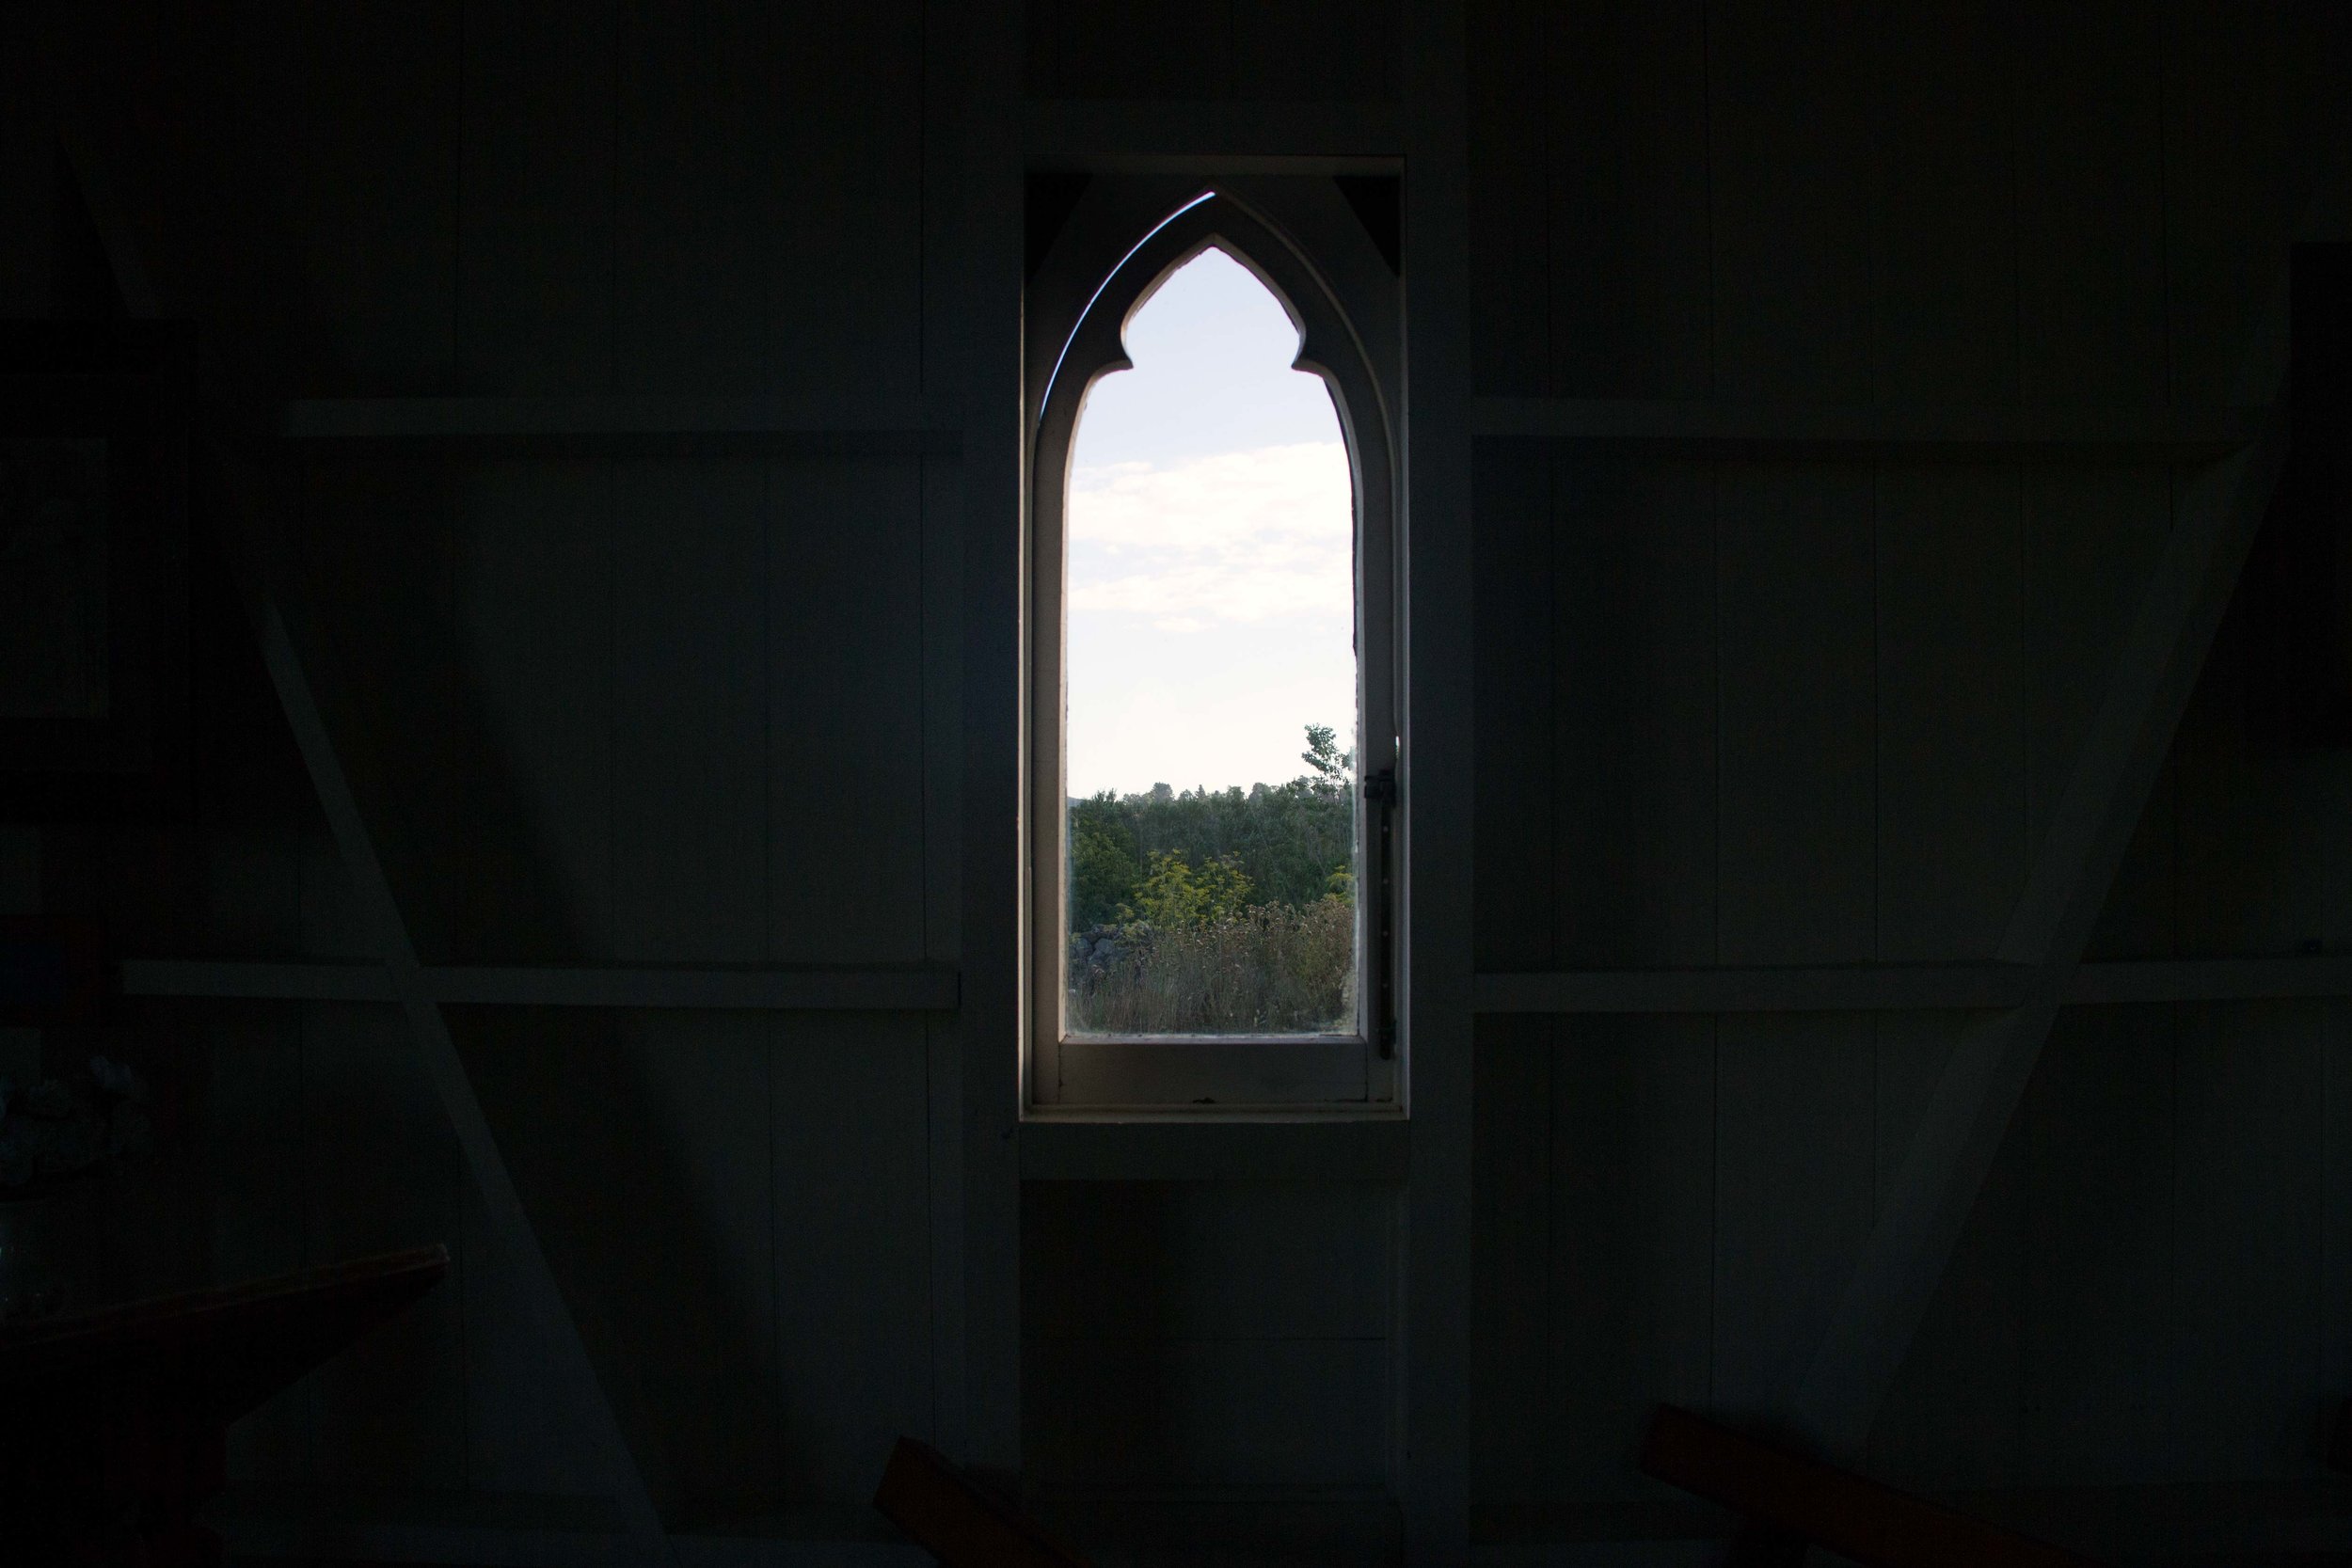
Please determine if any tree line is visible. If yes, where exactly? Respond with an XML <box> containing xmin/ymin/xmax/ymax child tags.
<box><xmin>1068</xmin><ymin>724</ymin><xmax>1357</xmax><ymax>932</ymax></box>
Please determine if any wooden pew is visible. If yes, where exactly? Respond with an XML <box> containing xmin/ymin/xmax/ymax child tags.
<box><xmin>874</xmin><ymin>1436</ymin><xmax>1093</xmax><ymax>1568</ymax></box>
<box><xmin>1639</xmin><ymin>1404</ymin><xmax>2102</xmax><ymax>1568</ymax></box>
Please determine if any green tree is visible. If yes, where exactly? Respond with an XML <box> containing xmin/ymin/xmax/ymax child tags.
<box><xmin>1120</xmin><ymin>849</ymin><xmax>1254</xmax><ymax>929</ymax></box>
<box><xmin>1069</xmin><ymin>797</ymin><xmax>1141</xmax><ymax>928</ymax></box>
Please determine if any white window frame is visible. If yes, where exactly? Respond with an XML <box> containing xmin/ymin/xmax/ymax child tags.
<box><xmin>1023</xmin><ymin>174</ymin><xmax>1402</xmax><ymax>1115</ymax></box>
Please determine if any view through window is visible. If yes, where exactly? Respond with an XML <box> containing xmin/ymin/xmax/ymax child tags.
<box><xmin>1063</xmin><ymin>245</ymin><xmax>1360</xmax><ymax>1038</ymax></box>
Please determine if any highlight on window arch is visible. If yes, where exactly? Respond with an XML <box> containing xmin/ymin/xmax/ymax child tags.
<box><xmin>1063</xmin><ymin>244</ymin><xmax>1360</xmax><ymax>1038</ymax></box>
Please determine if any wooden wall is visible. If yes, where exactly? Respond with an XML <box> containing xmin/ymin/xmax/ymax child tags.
<box><xmin>1469</xmin><ymin>0</ymin><xmax>2352</xmax><ymax>1529</ymax></box>
<box><xmin>0</xmin><ymin>0</ymin><xmax>2345</xmax><ymax>1558</ymax></box>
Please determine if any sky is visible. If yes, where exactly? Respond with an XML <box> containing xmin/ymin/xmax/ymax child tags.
<box><xmin>1063</xmin><ymin>245</ymin><xmax>1358</xmax><ymax>799</ymax></box>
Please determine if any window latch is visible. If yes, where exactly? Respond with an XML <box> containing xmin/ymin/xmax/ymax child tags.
<box><xmin>1364</xmin><ymin>768</ymin><xmax>1398</xmax><ymax>808</ymax></box>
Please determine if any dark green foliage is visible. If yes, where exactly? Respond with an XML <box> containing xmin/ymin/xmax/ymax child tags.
<box><xmin>1065</xmin><ymin>725</ymin><xmax>1356</xmax><ymax>925</ymax></box>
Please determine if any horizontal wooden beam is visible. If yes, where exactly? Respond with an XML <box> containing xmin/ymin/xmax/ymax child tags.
<box><xmin>1022</xmin><ymin>99</ymin><xmax>1401</xmax><ymax>167</ymax></box>
<box><xmin>119</xmin><ymin>959</ymin><xmax>959</xmax><ymax>1012</ymax></box>
<box><xmin>1471</xmin><ymin>397</ymin><xmax>2263</xmax><ymax>460</ymax></box>
<box><xmin>2065</xmin><ymin>953</ymin><xmax>2352</xmax><ymax>1005</ymax></box>
<box><xmin>1475</xmin><ymin>964</ymin><xmax>2034</xmax><ymax>1014</ymax></box>
<box><xmin>266</xmin><ymin>396</ymin><xmax>955</xmax><ymax>455</ymax></box>
<box><xmin>1474</xmin><ymin>953</ymin><xmax>2352</xmax><ymax>1014</ymax></box>
<box><xmin>1019</xmin><ymin>1112</ymin><xmax>1408</xmax><ymax>1181</ymax></box>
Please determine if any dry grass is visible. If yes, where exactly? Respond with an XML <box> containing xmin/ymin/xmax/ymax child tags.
<box><xmin>1068</xmin><ymin>895</ymin><xmax>1357</xmax><ymax>1035</ymax></box>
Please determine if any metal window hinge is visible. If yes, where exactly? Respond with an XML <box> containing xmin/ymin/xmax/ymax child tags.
<box><xmin>1364</xmin><ymin>768</ymin><xmax>1398</xmax><ymax>807</ymax></box>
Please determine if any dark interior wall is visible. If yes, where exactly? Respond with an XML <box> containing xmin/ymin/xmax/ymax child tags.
<box><xmin>1468</xmin><ymin>0</ymin><xmax>2352</xmax><ymax>1526</ymax></box>
<box><xmin>0</xmin><ymin>0</ymin><xmax>2345</xmax><ymax>1555</ymax></box>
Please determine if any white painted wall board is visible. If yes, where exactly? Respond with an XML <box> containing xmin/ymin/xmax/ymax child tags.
<box><xmin>1232</xmin><ymin>0</ymin><xmax>1399</xmax><ymax>103</ymax></box>
<box><xmin>1464</xmin><ymin>0</ymin><xmax>1547</xmax><ymax>397</ymax></box>
<box><xmin>459</xmin><ymin>1170</ymin><xmax>603</xmax><ymax>1497</ymax></box>
<box><xmin>1704</xmin><ymin>0</ymin><xmax>1874</xmax><ymax>403</ymax></box>
<box><xmin>771</xmin><ymin>0</ymin><xmax>923</xmax><ymax>402</ymax></box>
<box><xmin>212</xmin><ymin>1006</ymin><xmax>317</xmax><ymax>1486</ymax></box>
<box><xmin>455</xmin><ymin>0</ymin><xmax>619</xmax><ymax>394</ymax></box>
<box><xmin>944</xmin><ymin>0</ymin><xmax>1026</xmax><ymax>1481</ymax></box>
<box><xmin>1543</xmin><ymin>0</ymin><xmax>1711</xmax><ymax>401</ymax></box>
<box><xmin>2010</xmin><ymin>1</ymin><xmax>2169</xmax><ymax>406</ymax></box>
<box><xmin>2327</xmin><ymin>1001</ymin><xmax>2352</xmax><ymax>1459</ymax></box>
<box><xmin>1406</xmin><ymin>0</ymin><xmax>1479</xmax><ymax>1551</ymax></box>
<box><xmin>225</xmin><ymin>0</ymin><xmax>460</xmax><ymax>394</ymax></box>
<box><xmin>294</xmin><ymin>458</ymin><xmax>469</xmax><ymax>962</ymax></box>
<box><xmin>0</xmin><ymin>63</ymin><xmax>50</xmax><ymax>315</ymax></box>
<box><xmin>299</xmin><ymin>1001</ymin><xmax>469</xmax><ymax>1491</ymax></box>
<box><xmin>2018</xmin><ymin>1005</ymin><xmax>2178</xmax><ymax>1486</ymax></box>
<box><xmin>1025</xmin><ymin>3</ymin><xmax>1233</xmax><ymax>101</ymax></box>
<box><xmin>2021</xmin><ymin>469</ymin><xmax>2176</xmax><ymax>881</ymax></box>
<box><xmin>1872</xmin><ymin>464</ymin><xmax>2026</xmax><ymax>962</ymax></box>
<box><xmin>450</xmin><ymin>460</ymin><xmax>616</xmax><ymax>963</ymax></box>
<box><xmin>2168</xmin><ymin>1002</ymin><xmax>2327</xmax><ymax>1479</ymax></box>
<box><xmin>2160</xmin><ymin>2</ymin><xmax>2317</xmax><ymax>405</ymax></box>
<box><xmin>1714</xmin><ymin>464</ymin><xmax>1874</xmax><ymax>967</ymax></box>
<box><xmin>921</xmin><ymin>457</ymin><xmax>964</xmax><ymax>964</ymax></box>
<box><xmin>1023</xmin><ymin>1180</ymin><xmax>1392</xmax><ymax>1340</ymax></box>
<box><xmin>1471</xmin><ymin>447</ymin><xmax>1551</xmax><ymax>973</ymax></box>
<box><xmin>617</xmin><ymin>1010</ymin><xmax>783</xmax><ymax>1508</ymax></box>
<box><xmin>1025</xmin><ymin>1337</ymin><xmax>1391</xmax><ymax>1489</ymax></box>
<box><xmin>771</xmin><ymin>1012</ymin><xmax>935</xmax><ymax>1503</ymax></box>
<box><xmin>1545</xmin><ymin>1016</ymin><xmax>1715</xmax><ymax>1496</ymax></box>
<box><xmin>1550</xmin><ymin>458</ymin><xmax>1717</xmax><ymax>968</ymax></box>
<box><xmin>767</xmin><ymin>456</ymin><xmax>928</xmax><ymax>965</ymax></box>
<box><xmin>1708</xmin><ymin>1013</ymin><xmax>1874</xmax><ymax>1424</ymax></box>
<box><xmin>613</xmin><ymin>0</ymin><xmax>774</xmax><ymax>397</ymax></box>
<box><xmin>611</xmin><ymin>461</ymin><xmax>769</xmax><ymax>965</ymax></box>
<box><xmin>1866</xmin><ymin>1010</ymin><xmax>2026</xmax><ymax>1493</ymax></box>
<box><xmin>1867</xmin><ymin>0</ymin><xmax>2015</xmax><ymax>408</ymax></box>
<box><xmin>1471</xmin><ymin>1020</ymin><xmax>1553</xmax><ymax>1505</ymax></box>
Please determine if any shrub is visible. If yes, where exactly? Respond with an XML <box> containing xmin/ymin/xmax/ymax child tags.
<box><xmin>1069</xmin><ymin>894</ymin><xmax>1356</xmax><ymax>1035</ymax></box>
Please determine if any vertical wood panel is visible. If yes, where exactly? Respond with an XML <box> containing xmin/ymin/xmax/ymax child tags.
<box><xmin>2169</xmin><ymin>1002</ymin><xmax>2326</xmax><ymax>1478</ymax></box>
<box><xmin>1868</xmin><ymin>1010</ymin><xmax>2026</xmax><ymax>1491</ymax></box>
<box><xmin>768</xmin><ymin>457</ymin><xmax>928</xmax><ymax>965</ymax></box>
<box><xmin>1712</xmin><ymin>1012</ymin><xmax>1874</xmax><ymax>1421</ymax></box>
<box><xmin>1465</xmin><ymin>0</ymin><xmax>1548</xmax><ymax>397</ymax></box>
<box><xmin>1470</xmin><ymin>443</ymin><xmax>1552</xmax><ymax>1504</ymax></box>
<box><xmin>1706</xmin><ymin>0</ymin><xmax>1875</xmax><ymax>402</ymax></box>
<box><xmin>450</xmin><ymin>462</ymin><xmax>615</xmax><ymax>963</ymax></box>
<box><xmin>611</xmin><ymin>461</ymin><xmax>768</xmax><ymax>966</ymax></box>
<box><xmin>1549</xmin><ymin>1016</ymin><xmax>1715</xmax><ymax>1494</ymax></box>
<box><xmin>2161</xmin><ymin>0</ymin><xmax>2312</xmax><ymax>404</ymax></box>
<box><xmin>2012</xmin><ymin>0</ymin><xmax>2169</xmax><ymax>405</ymax></box>
<box><xmin>1025</xmin><ymin>2</ymin><xmax>1234</xmax><ymax>100</ymax></box>
<box><xmin>1874</xmin><ymin>465</ymin><xmax>2025</xmax><ymax>962</ymax></box>
<box><xmin>613</xmin><ymin>0</ymin><xmax>774</xmax><ymax>394</ymax></box>
<box><xmin>1868</xmin><ymin>0</ymin><xmax>2015</xmax><ymax>407</ymax></box>
<box><xmin>214</xmin><ymin>1007</ymin><xmax>314</xmax><ymax>1485</ymax></box>
<box><xmin>302</xmin><ymin>1003</ymin><xmax>469</xmax><ymax>1490</ymax></box>
<box><xmin>227</xmin><ymin>0</ymin><xmax>460</xmax><ymax>392</ymax></box>
<box><xmin>1713</xmin><ymin>457</ymin><xmax>1875</xmax><ymax>1429</ymax></box>
<box><xmin>2021</xmin><ymin>1006</ymin><xmax>2177</xmax><ymax>1485</ymax></box>
<box><xmin>1545</xmin><ymin>0</ymin><xmax>1712</xmax><ymax>400</ymax></box>
<box><xmin>1232</xmin><ymin>0</ymin><xmax>1398</xmax><ymax>103</ymax></box>
<box><xmin>1715</xmin><ymin>465</ymin><xmax>1874</xmax><ymax>964</ymax></box>
<box><xmin>773</xmin><ymin>0</ymin><xmax>923</xmax><ymax>399</ymax></box>
<box><xmin>456</xmin><ymin>0</ymin><xmax>617</xmax><ymax>393</ymax></box>
<box><xmin>1551</xmin><ymin>459</ymin><xmax>1716</xmax><ymax>969</ymax></box>
<box><xmin>773</xmin><ymin>1014</ymin><xmax>934</xmax><ymax>1502</ymax></box>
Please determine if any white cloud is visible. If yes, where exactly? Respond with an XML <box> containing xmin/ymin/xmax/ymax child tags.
<box><xmin>1067</xmin><ymin>442</ymin><xmax>1351</xmax><ymax>629</ymax></box>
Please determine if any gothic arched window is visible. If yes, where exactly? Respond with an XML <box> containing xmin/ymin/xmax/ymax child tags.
<box><xmin>1026</xmin><ymin>182</ymin><xmax>1399</xmax><ymax>1111</ymax></box>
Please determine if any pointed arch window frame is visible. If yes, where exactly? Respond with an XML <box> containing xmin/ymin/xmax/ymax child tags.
<box><xmin>1024</xmin><ymin>181</ymin><xmax>1401</xmax><ymax>1113</ymax></box>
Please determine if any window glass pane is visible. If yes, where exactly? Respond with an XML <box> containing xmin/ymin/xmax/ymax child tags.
<box><xmin>1063</xmin><ymin>246</ymin><xmax>1359</xmax><ymax>1037</ymax></box>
